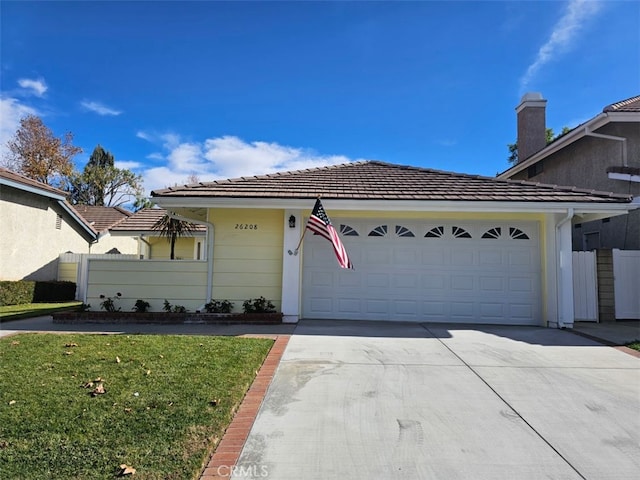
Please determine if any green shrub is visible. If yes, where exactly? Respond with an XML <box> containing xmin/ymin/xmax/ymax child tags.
<box><xmin>203</xmin><ymin>299</ymin><xmax>234</xmax><ymax>313</ymax></box>
<box><xmin>242</xmin><ymin>296</ymin><xmax>276</xmax><ymax>314</ymax></box>
<box><xmin>99</xmin><ymin>292</ymin><xmax>122</xmax><ymax>312</ymax></box>
<box><xmin>163</xmin><ymin>299</ymin><xmax>188</xmax><ymax>313</ymax></box>
<box><xmin>133</xmin><ymin>299</ymin><xmax>151</xmax><ymax>313</ymax></box>
<box><xmin>0</xmin><ymin>281</ymin><xmax>35</xmax><ymax>306</ymax></box>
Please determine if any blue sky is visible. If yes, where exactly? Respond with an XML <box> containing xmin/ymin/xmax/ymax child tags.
<box><xmin>1</xmin><ymin>0</ymin><xmax>638</xmax><ymax>195</ymax></box>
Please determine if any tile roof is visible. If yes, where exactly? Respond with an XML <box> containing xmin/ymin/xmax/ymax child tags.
<box><xmin>0</xmin><ymin>167</ymin><xmax>67</xmax><ymax>197</ymax></box>
<box><xmin>603</xmin><ymin>95</ymin><xmax>640</xmax><ymax>112</ymax></box>
<box><xmin>74</xmin><ymin>205</ymin><xmax>133</xmax><ymax>232</ymax></box>
<box><xmin>110</xmin><ymin>208</ymin><xmax>207</xmax><ymax>232</ymax></box>
<box><xmin>151</xmin><ymin>161</ymin><xmax>632</xmax><ymax>204</ymax></box>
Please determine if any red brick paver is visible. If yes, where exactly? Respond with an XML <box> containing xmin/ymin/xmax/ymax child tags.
<box><xmin>200</xmin><ymin>335</ymin><xmax>290</xmax><ymax>479</ymax></box>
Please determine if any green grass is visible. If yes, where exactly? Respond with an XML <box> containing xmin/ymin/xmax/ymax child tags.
<box><xmin>0</xmin><ymin>302</ymin><xmax>82</xmax><ymax>322</ymax></box>
<box><xmin>626</xmin><ymin>341</ymin><xmax>640</xmax><ymax>352</ymax></box>
<box><xmin>0</xmin><ymin>333</ymin><xmax>273</xmax><ymax>479</ymax></box>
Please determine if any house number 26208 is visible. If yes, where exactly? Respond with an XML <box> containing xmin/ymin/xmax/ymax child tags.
<box><xmin>235</xmin><ymin>224</ymin><xmax>258</xmax><ymax>230</ymax></box>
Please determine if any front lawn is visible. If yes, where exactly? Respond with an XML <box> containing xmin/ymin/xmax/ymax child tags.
<box><xmin>0</xmin><ymin>333</ymin><xmax>273</xmax><ymax>479</ymax></box>
<box><xmin>0</xmin><ymin>302</ymin><xmax>82</xmax><ymax>322</ymax></box>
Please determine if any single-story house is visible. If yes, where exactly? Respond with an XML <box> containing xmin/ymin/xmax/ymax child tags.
<box><xmin>146</xmin><ymin>161</ymin><xmax>636</xmax><ymax>328</ymax></box>
<box><xmin>0</xmin><ymin>167</ymin><xmax>97</xmax><ymax>280</ymax></box>
<box><xmin>109</xmin><ymin>207</ymin><xmax>207</xmax><ymax>260</ymax></box>
<box><xmin>73</xmin><ymin>205</ymin><xmax>139</xmax><ymax>255</ymax></box>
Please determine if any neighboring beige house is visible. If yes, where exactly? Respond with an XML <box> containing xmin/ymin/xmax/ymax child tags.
<box><xmin>84</xmin><ymin>160</ymin><xmax>634</xmax><ymax>328</ymax></box>
<box><xmin>109</xmin><ymin>207</ymin><xmax>207</xmax><ymax>259</ymax></box>
<box><xmin>498</xmin><ymin>93</ymin><xmax>640</xmax><ymax>250</ymax></box>
<box><xmin>0</xmin><ymin>167</ymin><xmax>97</xmax><ymax>280</ymax></box>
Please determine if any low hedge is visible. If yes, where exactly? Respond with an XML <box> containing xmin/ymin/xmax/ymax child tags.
<box><xmin>0</xmin><ymin>280</ymin><xmax>76</xmax><ymax>306</ymax></box>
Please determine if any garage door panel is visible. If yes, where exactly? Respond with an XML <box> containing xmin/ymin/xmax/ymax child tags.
<box><xmin>422</xmin><ymin>273</ymin><xmax>447</xmax><ymax>290</ymax></box>
<box><xmin>479</xmin><ymin>276</ymin><xmax>504</xmax><ymax>291</ymax></box>
<box><xmin>394</xmin><ymin>273</ymin><xmax>419</xmax><ymax>289</ymax></box>
<box><xmin>422</xmin><ymin>248</ymin><xmax>447</xmax><ymax>266</ymax></box>
<box><xmin>302</xmin><ymin>220</ymin><xmax>540</xmax><ymax>325</ymax></box>
<box><xmin>366</xmin><ymin>273</ymin><xmax>389</xmax><ymax>288</ymax></box>
<box><xmin>451</xmin><ymin>275</ymin><xmax>474</xmax><ymax>291</ymax></box>
<box><xmin>451</xmin><ymin>249</ymin><xmax>474</xmax><ymax>266</ymax></box>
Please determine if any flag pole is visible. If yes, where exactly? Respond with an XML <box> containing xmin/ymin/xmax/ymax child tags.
<box><xmin>287</xmin><ymin>196</ymin><xmax>321</xmax><ymax>256</ymax></box>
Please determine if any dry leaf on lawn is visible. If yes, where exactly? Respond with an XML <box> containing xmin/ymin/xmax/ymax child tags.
<box><xmin>116</xmin><ymin>356</ymin><xmax>121</xmax><ymax>363</ymax></box>
<box><xmin>91</xmin><ymin>384</ymin><xmax>106</xmax><ymax>396</ymax></box>
<box><xmin>117</xmin><ymin>464</ymin><xmax>136</xmax><ymax>476</ymax></box>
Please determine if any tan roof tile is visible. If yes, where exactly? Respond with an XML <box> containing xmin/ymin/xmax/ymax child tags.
<box><xmin>74</xmin><ymin>205</ymin><xmax>133</xmax><ymax>232</ymax></box>
<box><xmin>151</xmin><ymin>161</ymin><xmax>632</xmax><ymax>204</ymax></box>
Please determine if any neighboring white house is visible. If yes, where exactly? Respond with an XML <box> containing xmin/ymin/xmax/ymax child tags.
<box><xmin>79</xmin><ymin>161</ymin><xmax>635</xmax><ymax>328</ymax></box>
<box><xmin>0</xmin><ymin>167</ymin><xmax>97</xmax><ymax>280</ymax></box>
<box><xmin>73</xmin><ymin>205</ymin><xmax>139</xmax><ymax>255</ymax></box>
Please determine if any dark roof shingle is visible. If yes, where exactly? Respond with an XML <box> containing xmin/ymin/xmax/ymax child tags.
<box><xmin>151</xmin><ymin>161</ymin><xmax>631</xmax><ymax>203</ymax></box>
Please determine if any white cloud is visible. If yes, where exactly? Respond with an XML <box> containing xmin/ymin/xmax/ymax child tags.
<box><xmin>115</xmin><ymin>160</ymin><xmax>142</xmax><ymax>170</ymax></box>
<box><xmin>141</xmin><ymin>134</ymin><xmax>365</xmax><ymax>192</ymax></box>
<box><xmin>0</xmin><ymin>97</ymin><xmax>38</xmax><ymax>161</ymax></box>
<box><xmin>136</xmin><ymin>131</ymin><xmax>153</xmax><ymax>141</ymax></box>
<box><xmin>81</xmin><ymin>100</ymin><xmax>122</xmax><ymax>116</ymax></box>
<box><xmin>520</xmin><ymin>0</ymin><xmax>601</xmax><ymax>91</ymax></box>
<box><xmin>17</xmin><ymin>78</ymin><xmax>48</xmax><ymax>97</ymax></box>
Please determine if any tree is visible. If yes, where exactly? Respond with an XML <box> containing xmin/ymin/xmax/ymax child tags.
<box><xmin>507</xmin><ymin>127</ymin><xmax>571</xmax><ymax>165</ymax></box>
<box><xmin>152</xmin><ymin>214</ymin><xmax>199</xmax><ymax>260</ymax></box>
<box><xmin>67</xmin><ymin>145</ymin><xmax>144</xmax><ymax>207</ymax></box>
<box><xmin>4</xmin><ymin>115</ymin><xmax>81</xmax><ymax>186</ymax></box>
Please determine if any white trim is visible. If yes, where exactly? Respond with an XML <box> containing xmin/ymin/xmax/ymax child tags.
<box><xmin>152</xmin><ymin>197</ymin><xmax>634</xmax><ymax>214</ymax></box>
<box><xmin>555</xmin><ymin>210</ymin><xmax>575</xmax><ymax>329</ymax></box>
<box><xmin>281</xmin><ymin>209</ymin><xmax>302</xmax><ymax>323</ymax></box>
<box><xmin>608</xmin><ymin>172</ymin><xmax>640</xmax><ymax>183</ymax></box>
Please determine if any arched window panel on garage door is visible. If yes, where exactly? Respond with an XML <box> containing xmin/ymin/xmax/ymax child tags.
<box><xmin>425</xmin><ymin>226</ymin><xmax>445</xmax><ymax>238</ymax></box>
<box><xmin>452</xmin><ymin>226</ymin><xmax>472</xmax><ymax>238</ymax></box>
<box><xmin>509</xmin><ymin>227</ymin><xmax>530</xmax><ymax>240</ymax></box>
<box><xmin>481</xmin><ymin>227</ymin><xmax>502</xmax><ymax>239</ymax></box>
<box><xmin>340</xmin><ymin>224</ymin><xmax>359</xmax><ymax>236</ymax></box>
<box><xmin>395</xmin><ymin>225</ymin><xmax>415</xmax><ymax>237</ymax></box>
<box><xmin>368</xmin><ymin>225</ymin><xmax>388</xmax><ymax>237</ymax></box>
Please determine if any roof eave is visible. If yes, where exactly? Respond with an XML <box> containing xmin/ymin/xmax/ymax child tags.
<box><xmin>152</xmin><ymin>196</ymin><xmax>634</xmax><ymax>214</ymax></box>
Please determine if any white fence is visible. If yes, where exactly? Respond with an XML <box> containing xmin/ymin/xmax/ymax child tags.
<box><xmin>572</xmin><ymin>251</ymin><xmax>598</xmax><ymax>322</ymax></box>
<box><xmin>58</xmin><ymin>253</ymin><xmax>138</xmax><ymax>300</ymax></box>
<box><xmin>613</xmin><ymin>249</ymin><xmax>640</xmax><ymax>320</ymax></box>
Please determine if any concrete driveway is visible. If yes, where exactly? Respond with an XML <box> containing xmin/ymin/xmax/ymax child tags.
<box><xmin>233</xmin><ymin>320</ymin><xmax>640</xmax><ymax>480</ymax></box>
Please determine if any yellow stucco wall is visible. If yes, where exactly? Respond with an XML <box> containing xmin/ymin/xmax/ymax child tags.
<box><xmin>1</xmin><ymin>188</ymin><xmax>91</xmax><ymax>280</ymax></box>
<box><xmin>208</xmin><ymin>208</ymin><xmax>283</xmax><ymax>311</ymax></box>
<box><xmin>146</xmin><ymin>237</ymin><xmax>199</xmax><ymax>260</ymax></box>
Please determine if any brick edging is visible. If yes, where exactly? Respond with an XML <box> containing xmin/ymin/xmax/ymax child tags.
<box><xmin>200</xmin><ymin>335</ymin><xmax>290</xmax><ymax>479</ymax></box>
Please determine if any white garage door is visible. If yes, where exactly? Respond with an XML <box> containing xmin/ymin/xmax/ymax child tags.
<box><xmin>302</xmin><ymin>220</ymin><xmax>541</xmax><ymax>325</ymax></box>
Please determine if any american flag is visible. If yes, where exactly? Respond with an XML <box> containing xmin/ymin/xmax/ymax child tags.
<box><xmin>306</xmin><ymin>198</ymin><xmax>353</xmax><ymax>269</ymax></box>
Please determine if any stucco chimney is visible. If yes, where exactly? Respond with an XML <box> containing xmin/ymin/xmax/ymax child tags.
<box><xmin>516</xmin><ymin>92</ymin><xmax>547</xmax><ymax>162</ymax></box>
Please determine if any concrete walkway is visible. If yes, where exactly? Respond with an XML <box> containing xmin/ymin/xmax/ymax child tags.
<box><xmin>232</xmin><ymin>320</ymin><xmax>640</xmax><ymax>480</ymax></box>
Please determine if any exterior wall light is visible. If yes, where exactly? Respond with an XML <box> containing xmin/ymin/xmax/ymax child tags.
<box><xmin>289</xmin><ymin>215</ymin><xmax>296</xmax><ymax>228</ymax></box>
